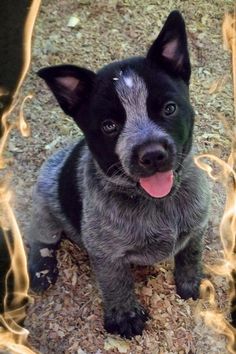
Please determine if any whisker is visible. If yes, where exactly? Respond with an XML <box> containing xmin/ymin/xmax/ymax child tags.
<box><xmin>106</xmin><ymin>161</ymin><xmax>122</xmax><ymax>175</ymax></box>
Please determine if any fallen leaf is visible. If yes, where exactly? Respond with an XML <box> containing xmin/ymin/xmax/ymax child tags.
<box><xmin>104</xmin><ymin>337</ymin><xmax>130</xmax><ymax>353</ymax></box>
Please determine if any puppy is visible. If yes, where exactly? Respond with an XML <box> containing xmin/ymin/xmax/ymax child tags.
<box><xmin>27</xmin><ymin>11</ymin><xmax>209</xmax><ymax>338</ymax></box>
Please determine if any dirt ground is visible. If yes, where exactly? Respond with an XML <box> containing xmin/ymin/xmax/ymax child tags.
<box><xmin>8</xmin><ymin>0</ymin><xmax>236</xmax><ymax>353</ymax></box>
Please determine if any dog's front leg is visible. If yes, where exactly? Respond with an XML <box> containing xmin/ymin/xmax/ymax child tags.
<box><xmin>90</xmin><ymin>256</ymin><xmax>149</xmax><ymax>338</ymax></box>
<box><xmin>27</xmin><ymin>193</ymin><xmax>62</xmax><ymax>293</ymax></box>
<box><xmin>174</xmin><ymin>230</ymin><xmax>204</xmax><ymax>300</ymax></box>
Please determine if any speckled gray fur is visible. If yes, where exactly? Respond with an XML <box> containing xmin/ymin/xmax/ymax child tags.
<box><xmin>28</xmin><ymin>138</ymin><xmax>209</xmax><ymax>332</ymax></box>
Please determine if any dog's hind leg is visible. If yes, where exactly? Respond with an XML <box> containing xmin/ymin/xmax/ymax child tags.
<box><xmin>27</xmin><ymin>193</ymin><xmax>63</xmax><ymax>293</ymax></box>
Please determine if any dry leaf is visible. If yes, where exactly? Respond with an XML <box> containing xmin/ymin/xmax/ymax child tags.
<box><xmin>104</xmin><ymin>337</ymin><xmax>130</xmax><ymax>353</ymax></box>
<box><xmin>77</xmin><ymin>348</ymin><xmax>87</xmax><ymax>354</ymax></box>
<box><xmin>142</xmin><ymin>286</ymin><xmax>153</xmax><ymax>297</ymax></box>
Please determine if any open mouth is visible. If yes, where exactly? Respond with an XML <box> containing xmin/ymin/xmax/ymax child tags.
<box><xmin>139</xmin><ymin>170</ymin><xmax>174</xmax><ymax>198</ymax></box>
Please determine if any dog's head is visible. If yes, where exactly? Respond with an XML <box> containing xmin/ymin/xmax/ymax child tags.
<box><xmin>38</xmin><ymin>11</ymin><xmax>194</xmax><ymax>199</ymax></box>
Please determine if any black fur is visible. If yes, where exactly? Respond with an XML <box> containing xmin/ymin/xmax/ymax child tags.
<box><xmin>58</xmin><ymin>140</ymin><xmax>85</xmax><ymax>231</ymax></box>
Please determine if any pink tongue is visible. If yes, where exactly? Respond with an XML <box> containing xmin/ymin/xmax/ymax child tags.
<box><xmin>139</xmin><ymin>170</ymin><xmax>173</xmax><ymax>198</ymax></box>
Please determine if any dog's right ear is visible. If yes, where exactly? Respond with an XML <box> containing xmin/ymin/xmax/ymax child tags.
<box><xmin>38</xmin><ymin>65</ymin><xmax>96</xmax><ymax>117</ymax></box>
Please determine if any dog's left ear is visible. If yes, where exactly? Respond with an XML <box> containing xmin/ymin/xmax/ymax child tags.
<box><xmin>147</xmin><ymin>11</ymin><xmax>191</xmax><ymax>84</ymax></box>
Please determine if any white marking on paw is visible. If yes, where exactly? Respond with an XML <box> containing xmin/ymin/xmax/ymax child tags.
<box><xmin>35</xmin><ymin>269</ymin><xmax>49</xmax><ymax>278</ymax></box>
<box><xmin>47</xmin><ymin>276</ymin><xmax>52</xmax><ymax>284</ymax></box>
<box><xmin>40</xmin><ymin>248</ymin><xmax>54</xmax><ymax>257</ymax></box>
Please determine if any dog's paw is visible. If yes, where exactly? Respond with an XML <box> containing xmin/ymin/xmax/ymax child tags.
<box><xmin>104</xmin><ymin>304</ymin><xmax>149</xmax><ymax>339</ymax></box>
<box><xmin>29</xmin><ymin>253</ymin><xmax>59</xmax><ymax>293</ymax></box>
<box><xmin>29</xmin><ymin>262</ymin><xmax>59</xmax><ymax>293</ymax></box>
<box><xmin>175</xmin><ymin>273</ymin><xmax>203</xmax><ymax>300</ymax></box>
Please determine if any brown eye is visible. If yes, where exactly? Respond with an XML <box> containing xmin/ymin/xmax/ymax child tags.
<box><xmin>101</xmin><ymin>120</ymin><xmax>119</xmax><ymax>136</ymax></box>
<box><xmin>163</xmin><ymin>102</ymin><xmax>177</xmax><ymax>116</ymax></box>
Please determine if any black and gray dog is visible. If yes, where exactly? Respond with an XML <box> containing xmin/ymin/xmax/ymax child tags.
<box><xmin>28</xmin><ymin>11</ymin><xmax>209</xmax><ymax>338</ymax></box>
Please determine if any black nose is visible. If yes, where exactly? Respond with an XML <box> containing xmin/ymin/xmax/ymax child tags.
<box><xmin>138</xmin><ymin>144</ymin><xmax>168</xmax><ymax>170</ymax></box>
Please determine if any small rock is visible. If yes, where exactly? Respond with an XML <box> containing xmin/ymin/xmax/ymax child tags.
<box><xmin>67</xmin><ymin>16</ymin><xmax>80</xmax><ymax>28</ymax></box>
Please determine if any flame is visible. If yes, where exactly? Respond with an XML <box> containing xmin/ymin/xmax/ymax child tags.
<box><xmin>0</xmin><ymin>0</ymin><xmax>41</xmax><ymax>353</ymax></box>
<box><xmin>195</xmin><ymin>153</ymin><xmax>236</xmax><ymax>353</ymax></box>
<box><xmin>194</xmin><ymin>9</ymin><xmax>236</xmax><ymax>353</ymax></box>
<box><xmin>18</xmin><ymin>95</ymin><xmax>32</xmax><ymax>138</ymax></box>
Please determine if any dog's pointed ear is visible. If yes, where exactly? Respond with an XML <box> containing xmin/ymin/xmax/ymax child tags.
<box><xmin>146</xmin><ymin>11</ymin><xmax>191</xmax><ymax>84</ymax></box>
<box><xmin>37</xmin><ymin>65</ymin><xmax>96</xmax><ymax>116</ymax></box>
